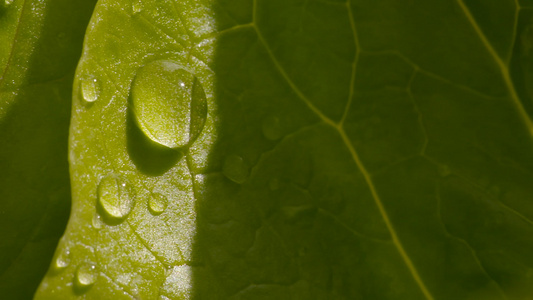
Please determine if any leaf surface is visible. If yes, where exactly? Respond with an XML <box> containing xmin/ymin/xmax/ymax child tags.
<box><xmin>36</xmin><ymin>0</ymin><xmax>533</xmax><ymax>299</ymax></box>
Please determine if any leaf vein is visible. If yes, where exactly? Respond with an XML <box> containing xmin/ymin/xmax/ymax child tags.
<box><xmin>126</xmin><ymin>221</ymin><xmax>175</xmax><ymax>268</ymax></box>
<box><xmin>339</xmin><ymin>0</ymin><xmax>360</xmax><ymax>126</ymax></box>
<box><xmin>317</xmin><ymin>208</ymin><xmax>391</xmax><ymax>243</ymax></box>
<box><xmin>252</xmin><ymin>1</ymin><xmax>435</xmax><ymax>298</ymax></box>
<box><xmin>457</xmin><ymin>0</ymin><xmax>533</xmax><ymax>136</ymax></box>
<box><xmin>436</xmin><ymin>190</ymin><xmax>509</xmax><ymax>300</ymax></box>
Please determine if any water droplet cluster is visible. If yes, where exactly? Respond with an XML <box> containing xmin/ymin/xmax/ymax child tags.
<box><xmin>74</xmin><ymin>57</ymin><xmax>212</xmax><ymax>294</ymax></box>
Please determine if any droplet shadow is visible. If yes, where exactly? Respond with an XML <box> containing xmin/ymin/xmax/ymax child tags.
<box><xmin>72</xmin><ymin>281</ymin><xmax>93</xmax><ymax>296</ymax></box>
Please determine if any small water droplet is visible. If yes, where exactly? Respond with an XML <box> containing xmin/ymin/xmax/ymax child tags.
<box><xmin>262</xmin><ymin>115</ymin><xmax>282</xmax><ymax>140</ymax></box>
<box><xmin>148</xmin><ymin>193</ymin><xmax>168</xmax><ymax>215</ymax></box>
<box><xmin>75</xmin><ymin>263</ymin><xmax>97</xmax><ymax>287</ymax></box>
<box><xmin>130</xmin><ymin>59</ymin><xmax>208</xmax><ymax>148</ymax></box>
<box><xmin>268</xmin><ymin>177</ymin><xmax>280</xmax><ymax>191</ymax></box>
<box><xmin>92</xmin><ymin>213</ymin><xmax>104</xmax><ymax>229</ymax></box>
<box><xmin>97</xmin><ymin>174</ymin><xmax>135</xmax><ymax>222</ymax></box>
<box><xmin>80</xmin><ymin>77</ymin><xmax>101</xmax><ymax>103</ymax></box>
<box><xmin>223</xmin><ymin>155</ymin><xmax>248</xmax><ymax>184</ymax></box>
<box><xmin>54</xmin><ymin>249</ymin><xmax>70</xmax><ymax>270</ymax></box>
<box><xmin>132</xmin><ymin>0</ymin><xmax>143</xmax><ymax>13</ymax></box>
<box><xmin>3</xmin><ymin>0</ymin><xmax>13</xmax><ymax>6</ymax></box>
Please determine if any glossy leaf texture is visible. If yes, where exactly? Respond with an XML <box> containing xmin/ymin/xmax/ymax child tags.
<box><xmin>0</xmin><ymin>0</ymin><xmax>96</xmax><ymax>299</ymax></box>
<box><xmin>36</xmin><ymin>0</ymin><xmax>533</xmax><ymax>299</ymax></box>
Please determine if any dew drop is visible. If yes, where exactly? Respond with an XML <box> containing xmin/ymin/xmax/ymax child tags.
<box><xmin>3</xmin><ymin>0</ymin><xmax>13</xmax><ymax>6</ymax></box>
<box><xmin>54</xmin><ymin>248</ymin><xmax>70</xmax><ymax>270</ymax></box>
<box><xmin>262</xmin><ymin>115</ymin><xmax>282</xmax><ymax>140</ymax></box>
<box><xmin>97</xmin><ymin>174</ymin><xmax>135</xmax><ymax>222</ymax></box>
<box><xmin>223</xmin><ymin>155</ymin><xmax>248</xmax><ymax>184</ymax></box>
<box><xmin>92</xmin><ymin>213</ymin><xmax>104</xmax><ymax>229</ymax></box>
<box><xmin>130</xmin><ymin>59</ymin><xmax>208</xmax><ymax>149</ymax></box>
<box><xmin>75</xmin><ymin>263</ymin><xmax>97</xmax><ymax>287</ymax></box>
<box><xmin>148</xmin><ymin>193</ymin><xmax>168</xmax><ymax>215</ymax></box>
<box><xmin>80</xmin><ymin>77</ymin><xmax>101</xmax><ymax>103</ymax></box>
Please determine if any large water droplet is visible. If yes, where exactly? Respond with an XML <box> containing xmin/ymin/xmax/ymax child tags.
<box><xmin>223</xmin><ymin>155</ymin><xmax>248</xmax><ymax>184</ymax></box>
<box><xmin>75</xmin><ymin>263</ymin><xmax>97</xmax><ymax>287</ymax></box>
<box><xmin>262</xmin><ymin>115</ymin><xmax>282</xmax><ymax>140</ymax></box>
<box><xmin>148</xmin><ymin>193</ymin><xmax>168</xmax><ymax>215</ymax></box>
<box><xmin>97</xmin><ymin>174</ymin><xmax>134</xmax><ymax>222</ymax></box>
<box><xmin>54</xmin><ymin>248</ymin><xmax>70</xmax><ymax>270</ymax></box>
<box><xmin>130</xmin><ymin>59</ymin><xmax>208</xmax><ymax>149</ymax></box>
<box><xmin>80</xmin><ymin>77</ymin><xmax>101</xmax><ymax>103</ymax></box>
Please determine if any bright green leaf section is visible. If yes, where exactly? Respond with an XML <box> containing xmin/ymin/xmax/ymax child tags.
<box><xmin>0</xmin><ymin>0</ymin><xmax>96</xmax><ymax>299</ymax></box>
<box><xmin>37</xmin><ymin>0</ymin><xmax>533</xmax><ymax>299</ymax></box>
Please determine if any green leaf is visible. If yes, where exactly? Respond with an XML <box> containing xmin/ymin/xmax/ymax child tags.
<box><xmin>0</xmin><ymin>0</ymin><xmax>95</xmax><ymax>299</ymax></box>
<box><xmin>36</xmin><ymin>0</ymin><xmax>533</xmax><ymax>299</ymax></box>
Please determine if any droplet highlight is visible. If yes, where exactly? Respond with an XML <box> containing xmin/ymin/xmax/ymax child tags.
<box><xmin>97</xmin><ymin>174</ymin><xmax>135</xmax><ymax>222</ymax></box>
<box><xmin>130</xmin><ymin>59</ymin><xmax>208</xmax><ymax>149</ymax></box>
<box><xmin>92</xmin><ymin>213</ymin><xmax>104</xmax><ymax>229</ymax></box>
<box><xmin>54</xmin><ymin>249</ymin><xmax>70</xmax><ymax>270</ymax></box>
<box><xmin>223</xmin><ymin>155</ymin><xmax>248</xmax><ymax>184</ymax></box>
<box><xmin>75</xmin><ymin>263</ymin><xmax>97</xmax><ymax>288</ymax></box>
<box><xmin>148</xmin><ymin>193</ymin><xmax>168</xmax><ymax>215</ymax></box>
<box><xmin>262</xmin><ymin>115</ymin><xmax>282</xmax><ymax>140</ymax></box>
<box><xmin>80</xmin><ymin>77</ymin><xmax>100</xmax><ymax>103</ymax></box>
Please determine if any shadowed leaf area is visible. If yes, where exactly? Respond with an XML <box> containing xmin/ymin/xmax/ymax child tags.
<box><xmin>31</xmin><ymin>0</ymin><xmax>533</xmax><ymax>299</ymax></box>
<box><xmin>0</xmin><ymin>0</ymin><xmax>96</xmax><ymax>299</ymax></box>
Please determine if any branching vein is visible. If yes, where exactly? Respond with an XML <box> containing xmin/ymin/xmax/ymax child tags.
<box><xmin>457</xmin><ymin>0</ymin><xmax>533</xmax><ymax>136</ymax></box>
<box><xmin>252</xmin><ymin>1</ymin><xmax>436</xmax><ymax>299</ymax></box>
